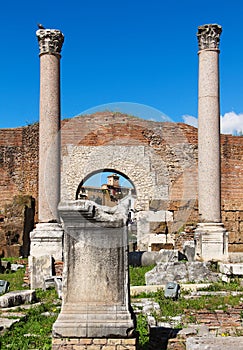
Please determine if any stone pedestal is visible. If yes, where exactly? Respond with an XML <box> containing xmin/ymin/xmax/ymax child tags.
<box><xmin>29</xmin><ymin>223</ymin><xmax>63</xmax><ymax>289</ymax></box>
<box><xmin>195</xmin><ymin>24</ymin><xmax>228</xmax><ymax>261</ymax></box>
<box><xmin>52</xmin><ymin>200</ymin><xmax>136</xmax><ymax>343</ymax></box>
<box><xmin>30</xmin><ymin>223</ymin><xmax>63</xmax><ymax>260</ymax></box>
<box><xmin>194</xmin><ymin>223</ymin><xmax>228</xmax><ymax>261</ymax></box>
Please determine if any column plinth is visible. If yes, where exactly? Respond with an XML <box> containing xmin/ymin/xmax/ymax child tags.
<box><xmin>195</xmin><ymin>24</ymin><xmax>228</xmax><ymax>261</ymax></box>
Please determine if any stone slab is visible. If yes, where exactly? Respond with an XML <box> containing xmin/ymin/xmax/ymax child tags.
<box><xmin>0</xmin><ymin>290</ymin><xmax>36</xmax><ymax>308</ymax></box>
<box><xmin>130</xmin><ymin>283</ymin><xmax>211</xmax><ymax>296</ymax></box>
<box><xmin>218</xmin><ymin>263</ymin><xmax>243</xmax><ymax>276</ymax></box>
<box><xmin>145</xmin><ymin>262</ymin><xmax>220</xmax><ymax>285</ymax></box>
<box><xmin>0</xmin><ymin>317</ymin><xmax>20</xmax><ymax>333</ymax></box>
<box><xmin>186</xmin><ymin>336</ymin><xmax>243</xmax><ymax>350</ymax></box>
<box><xmin>28</xmin><ymin>254</ymin><xmax>53</xmax><ymax>289</ymax></box>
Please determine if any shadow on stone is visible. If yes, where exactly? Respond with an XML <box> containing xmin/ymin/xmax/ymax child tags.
<box><xmin>147</xmin><ymin>326</ymin><xmax>181</xmax><ymax>350</ymax></box>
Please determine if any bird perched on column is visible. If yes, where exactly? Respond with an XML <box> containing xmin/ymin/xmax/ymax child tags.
<box><xmin>37</xmin><ymin>23</ymin><xmax>45</xmax><ymax>29</ymax></box>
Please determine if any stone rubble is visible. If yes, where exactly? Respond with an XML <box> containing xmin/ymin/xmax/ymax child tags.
<box><xmin>145</xmin><ymin>261</ymin><xmax>221</xmax><ymax>285</ymax></box>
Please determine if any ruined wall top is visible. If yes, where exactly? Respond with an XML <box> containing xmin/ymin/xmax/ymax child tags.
<box><xmin>197</xmin><ymin>24</ymin><xmax>222</xmax><ymax>51</ymax></box>
<box><xmin>36</xmin><ymin>29</ymin><xmax>64</xmax><ymax>56</ymax></box>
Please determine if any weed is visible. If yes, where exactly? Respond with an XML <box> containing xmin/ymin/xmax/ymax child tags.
<box><xmin>0</xmin><ymin>288</ymin><xmax>60</xmax><ymax>350</ymax></box>
<box><xmin>129</xmin><ymin>265</ymin><xmax>155</xmax><ymax>286</ymax></box>
<box><xmin>198</xmin><ymin>279</ymin><xmax>243</xmax><ymax>292</ymax></box>
<box><xmin>0</xmin><ymin>268</ymin><xmax>27</xmax><ymax>291</ymax></box>
<box><xmin>136</xmin><ymin>313</ymin><xmax>149</xmax><ymax>350</ymax></box>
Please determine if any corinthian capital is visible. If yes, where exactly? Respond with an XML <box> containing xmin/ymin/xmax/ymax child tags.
<box><xmin>197</xmin><ymin>24</ymin><xmax>222</xmax><ymax>50</ymax></box>
<box><xmin>36</xmin><ymin>29</ymin><xmax>64</xmax><ymax>56</ymax></box>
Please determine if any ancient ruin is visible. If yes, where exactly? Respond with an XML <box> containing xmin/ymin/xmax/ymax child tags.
<box><xmin>52</xmin><ymin>200</ymin><xmax>136</xmax><ymax>347</ymax></box>
<box><xmin>0</xmin><ymin>22</ymin><xmax>242</xmax><ymax>349</ymax></box>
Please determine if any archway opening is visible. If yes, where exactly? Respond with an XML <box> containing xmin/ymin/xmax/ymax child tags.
<box><xmin>76</xmin><ymin>169</ymin><xmax>136</xmax><ymax>204</ymax></box>
<box><xmin>76</xmin><ymin>169</ymin><xmax>137</xmax><ymax>249</ymax></box>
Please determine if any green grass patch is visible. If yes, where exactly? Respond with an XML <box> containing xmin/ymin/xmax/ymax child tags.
<box><xmin>0</xmin><ymin>268</ymin><xmax>27</xmax><ymax>292</ymax></box>
<box><xmin>197</xmin><ymin>279</ymin><xmax>243</xmax><ymax>292</ymax></box>
<box><xmin>153</xmin><ymin>288</ymin><xmax>243</xmax><ymax>324</ymax></box>
<box><xmin>129</xmin><ymin>265</ymin><xmax>155</xmax><ymax>286</ymax></box>
<box><xmin>0</xmin><ymin>288</ymin><xmax>61</xmax><ymax>350</ymax></box>
<box><xmin>136</xmin><ymin>313</ymin><xmax>149</xmax><ymax>350</ymax></box>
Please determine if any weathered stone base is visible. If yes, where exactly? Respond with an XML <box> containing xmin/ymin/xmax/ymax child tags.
<box><xmin>30</xmin><ymin>223</ymin><xmax>63</xmax><ymax>260</ymax></box>
<box><xmin>194</xmin><ymin>223</ymin><xmax>228</xmax><ymax>262</ymax></box>
<box><xmin>29</xmin><ymin>223</ymin><xmax>63</xmax><ymax>289</ymax></box>
<box><xmin>52</xmin><ymin>337</ymin><xmax>137</xmax><ymax>350</ymax></box>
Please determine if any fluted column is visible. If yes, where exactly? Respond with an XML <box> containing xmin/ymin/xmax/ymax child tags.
<box><xmin>195</xmin><ymin>24</ymin><xmax>228</xmax><ymax>262</ymax></box>
<box><xmin>36</xmin><ymin>28</ymin><xmax>64</xmax><ymax>222</ymax></box>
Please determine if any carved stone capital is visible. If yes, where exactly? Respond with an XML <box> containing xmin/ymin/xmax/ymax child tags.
<box><xmin>36</xmin><ymin>29</ymin><xmax>64</xmax><ymax>56</ymax></box>
<box><xmin>197</xmin><ymin>24</ymin><xmax>222</xmax><ymax>51</ymax></box>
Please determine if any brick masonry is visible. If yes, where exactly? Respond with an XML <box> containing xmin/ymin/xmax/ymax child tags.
<box><xmin>0</xmin><ymin>124</ymin><xmax>38</xmax><ymax>215</ymax></box>
<box><xmin>52</xmin><ymin>337</ymin><xmax>137</xmax><ymax>350</ymax></box>
<box><xmin>0</xmin><ymin>112</ymin><xmax>242</xmax><ymax>252</ymax></box>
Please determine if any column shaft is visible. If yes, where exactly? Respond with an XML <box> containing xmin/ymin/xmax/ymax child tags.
<box><xmin>39</xmin><ymin>54</ymin><xmax>61</xmax><ymax>222</ymax></box>
<box><xmin>198</xmin><ymin>49</ymin><xmax>221</xmax><ymax>222</ymax></box>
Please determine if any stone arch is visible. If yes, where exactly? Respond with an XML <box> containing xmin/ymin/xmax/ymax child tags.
<box><xmin>61</xmin><ymin>144</ymin><xmax>169</xmax><ymax>211</ymax></box>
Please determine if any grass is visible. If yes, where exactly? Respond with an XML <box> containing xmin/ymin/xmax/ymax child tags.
<box><xmin>197</xmin><ymin>278</ymin><xmax>243</xmax><ymax>292</ymax></box>
<box><xmin>0</xmin><ymin>267</ymin><xmax>27</xmax><ymax>292</ymax></box>
<box><xmin>153</xmin><ymin>288</ymin><xmax>243</xmax><ymax>321</ymax></box>
<box><xmin>1</xmin><ymin>261</ymin><xmax>243</xmax><ymax>349</ymax></box>
<box><xmin>129</xmin><ymin>265</ymin><xmax>155</xmax><ymax>286</ymax></box>
<box><xmin>136</xmin><ymin>313</ymin><xmax>149</xmax><ymax>350</ymax></box>
<box><xmin>0</xmin><ymin>259</ymin><xmax>60</xmax><ymax>349</ymax></box>
<box><xmin>0</xmin><ymin>288</ymin><xmax>61</xmax><ymax>350</ymax></box>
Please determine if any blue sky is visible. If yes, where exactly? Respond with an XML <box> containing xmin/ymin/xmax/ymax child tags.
<box><xmin>0</xmin><ymin>0</ymin><xmax>243</xmax><ymax>133</ymax></box>
<box><xmin>84</xmin><ymin>171</ymin><xmax>133</xmax><ymax>189</ymax></box>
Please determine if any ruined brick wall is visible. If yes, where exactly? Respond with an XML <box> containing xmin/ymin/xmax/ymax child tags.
<box><xmin>221</xmin><ymin>135</ymin><xmax>243</xmax><ymax>251</ymax></box>
<box><xmin>0</xmin><ymin>124</ymin><xmax>38</xmax><ymax>257</ymax></box>
<box><xmin>0</xmin><ymin>124</ymin><xmax>39</xmax><ymax>214</ymax></box>
<box><xmin>0</xmin><ymin>113</ymin><xmax>242</xmax><ymax>252</ymax></box>
<box><xmin>61</xmin><ymin>113</ymin><xmax>243</xmax><ymax>251</ymax></box>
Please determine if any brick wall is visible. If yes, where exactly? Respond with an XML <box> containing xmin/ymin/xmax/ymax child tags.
<box><xmin>0</xmin><ymin>124</ymin><xmax>38</xmax><ymax>214</ymax></box>
<box><xmin>0</xmin><ymin>112</ymin><xmax>242</xmax><ymax>252</ymax></box>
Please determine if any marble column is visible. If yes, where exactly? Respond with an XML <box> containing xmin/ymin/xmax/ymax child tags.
<box><xmin>37</xmin><ymin>28</ymin><xmax>64</xmax><ymax>222</ymax></box>
<box><xmin>195</xmin><ymin>24</ymin><xmax>228</xmax><ymax>261</ymax></box>
<box><xmin>29</xmin><ymin>28</ymin><xmax>64</xmax><ymax>289</ymax></box>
